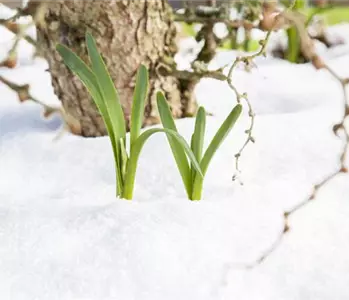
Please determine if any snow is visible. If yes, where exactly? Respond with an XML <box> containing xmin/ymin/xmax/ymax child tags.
<box><xmin>1</xmin><ymin>7</ymin><xmax>349</xmax><ymax>299</ymax></box>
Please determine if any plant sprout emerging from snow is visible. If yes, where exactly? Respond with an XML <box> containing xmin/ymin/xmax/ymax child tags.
<box><xmin>157</xmin><ymin>93</ymin><xmax>242</xmax><ymax>200</ymax></box>
<box><xmin>56</xmin><ymin>33</ymin><xmax>202</xmax><ymax>200</ymax></box>
<box><xmin>56</xmin><ymin>33</ymin><xmax>241</xmax><ymax>201</ymax></box>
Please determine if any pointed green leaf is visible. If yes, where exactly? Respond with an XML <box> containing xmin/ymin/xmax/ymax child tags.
<box><xmin>85</xmin><ymin>33</ymin><xmax>127</xmax><ymax>193</ymax></box>
<box><xmin>130</xmin><ymin>65</ymin><xmax>149</xmax><ymax>146</ymax></box>
<box><xmin>192</xmin><ymin>107</ymin><xmax>206</xmax><ymax>161</ymax></box>
<box><xmin>56</xmin><ymin>44</ymin><xmax>106</xmax><ymax>119</ymax></box>
<box><xmin>119</xmin><ymin>137</ymin><xmax>128</xmax><ymax>181</ymax></box>
<box><xmin>191</xmin><ymin>106</ymin><xmax>206</xmax><ymax>183</ymax></box>
<box><xmin>191</xmin><ymin>104</ymin><xmax>242</xmax><ymax>200</ymax></box>
<box><xmin>56</xmin><ymin>43</ymin><xmax>123</xmax><ymax>196</ymax></box>
<box><xmin>201</xmin><ymin>104</ymin><xmax>242</xmax><ymax>175</ymax></box>
<box><xmin>85</xmin><ymin>32</ymin><xmax>126</xmax><ymax>142</ymax></box>
<box><xmin>156</xmin><ymin>91</ymin><xmax>192</xmax><ymax>197</ymax></box>
<box><xmin>122</xmin><ymin>128</ymin><xmax>203</xmax><ymax>200</ymax></box>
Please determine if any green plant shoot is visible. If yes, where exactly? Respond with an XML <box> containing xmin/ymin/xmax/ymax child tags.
<box><xmin>56</xmin><ymin>32</ymin><xmax>202</xmax><ymax>200</ymax></box>
<box><xmin>285</xmin><ymin>0</ymin><xmax>304</xmax><ymax>63</ymax></box>
<box><xmin>157</xmin><ymin>92</ymin><xmax>242</xmax><ymax>200</ymax></box>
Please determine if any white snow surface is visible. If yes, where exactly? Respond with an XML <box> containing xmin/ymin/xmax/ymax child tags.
<box><xmin>1</xmin><ymin>12</ymin><xmax>349</xmax><ymax>300</ymax></box>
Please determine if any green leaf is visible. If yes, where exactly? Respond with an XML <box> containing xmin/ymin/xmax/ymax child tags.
<box><xmin>85</xmin><ymin>33</ymin><xmax>128</xmax><ymax>193</ymax></box>
<box><xmin>56</xmin><ymin>45</ymin><xmax>106</xmax><ymax>120</ymax></box>
<box><xmin>130</xmin><ymin>65</ymin><xmax>149</xmax><ymax>146</ymax></box>
<box><xmin>201</xmin><ymin>104</ymin><xmax>242</xmax><ymax>175</ymax></box>
<box><xmin>122</xmin><ymin>128</ymin><xmax>203</xmax><ymax>200</ymax></box>
<box><xmin>85</xmin><ymin>32</ymin><xmax>126</xmax><ymax>142</ymax></box>
<box><xmin>191</xmin><ymin>107</ymin><xmax>206</xmax><ymax>162</ymax></box>
<box><xmin>286</xmin><ymin>27</ymin><xmax>300</xmax><ymax>63</ymax></box>
<box><xmin>191</xmin><ymin>104</ymin><xmax>242</xmax><ymax>200</ymax></box>
<box><xmin>156</xmin><ymin>91</ymin><xmax>192</xmax><ymax>197</ymax></box>
<box><xmin>191</xmin><ymin>106</ymin><xmax>206</xmax><ymax>183</ymax></box>
<box><xmin>119</xmin><ymin>137</ymin><xmax>128</xmax><ymax>181</ymax></box>
<box><xmin>56</xmin><ymin>43</ymin><xmax>123</xmax><ymax>196</ymax></box>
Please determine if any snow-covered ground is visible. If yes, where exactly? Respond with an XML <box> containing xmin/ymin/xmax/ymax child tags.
<box><xmin>1</xmin><ymin>6</ymin><xmax>349</xmax><ymax>300</ymax></box>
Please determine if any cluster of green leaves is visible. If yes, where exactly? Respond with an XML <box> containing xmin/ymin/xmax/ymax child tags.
<box><xmin>157</xmin><ymin>93</ymin><xmax>241</xmax><ymax>200</ymax></box>
<box><xmin>57</xmin><ymin>33</ymin><xmax>241</xmax><ymax>200</ymax></box>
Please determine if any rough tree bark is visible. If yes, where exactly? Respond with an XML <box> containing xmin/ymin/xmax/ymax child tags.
<box><xmin>34</xmin><ymin>0</ymin><xmax>197</xmax><ymax>137</ymax></box>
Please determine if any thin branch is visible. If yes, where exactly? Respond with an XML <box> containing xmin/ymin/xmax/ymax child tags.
<box><xmin>0</xmin><ymin>21</ymin><xmax>37</xmax><ymax>47</ymax></box>
<box><xmin>0</xmin><ymin>3</ymin><xmax>77</xmax><ymax>138</ymax></box>
<box><xmin>0</xmin><ymin>75</ymin><xmax>81</xmax><ymax>136</ymax></box>
<box><xmin>240</xmin><ymin>56</ymin><xmax>349</xmax><ymax>270</ymax></box>
<box><xmin>228</xmin><ymin>31</ymin><xmax>273</xmax><ymax>182</ymax></box>
<box><xmin>222</xmin><ymin>0</ymin><xmax>349</xmax><ymax>269</ymax></box>
<box><xmin>0</xmin><ymin>18</ymin><xmax>37</xmax><ymax>68</ymax></box>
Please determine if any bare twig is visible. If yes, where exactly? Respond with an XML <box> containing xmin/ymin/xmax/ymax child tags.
<box><xmin>304</xmin><ymin>66</ymin><xmax>349</xmax><ymax>200</ymax></box>
<box><xmin>0</xmin><ymin>75</ymin><xmax>82</xmax><ymax>136</ymax></box>
<box><xmin>0</xmin><ymin>20</ymin><xmax>37</xmax><ymax>47</ymax></box>
<box><xmin>0</xmin><ymin>15</ymin><xmax>37</xmax><ymax>68</ymax></box>
<box><xmin>220</xmin><ymin>0</ymin><xmax>349</xmax><ymax>268</ymax></box>
<box><xmin>8</xmin><ymin>21</ymin><xmax>34</xmax><ymax>58</ymax></box>
<box><xmin>227</xmin><ymin>31</ymin><xmax>273</xmax><ymax>182</ymax></box>
<box><xmin>240</xmin><ymin>40</ymin><xmax>349</xmax><ymax>271</ymax></box>
<box><xmin>0</xmin><ymin>3</ymin><xmax>78</xmax><ymax>137</ymax></box>
<box><xmin>178</xmin><ymin>2</ymin><xmax>300</xmax><ymax>182</ymax></box>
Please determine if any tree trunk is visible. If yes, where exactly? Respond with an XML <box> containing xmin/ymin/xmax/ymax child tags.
<box><xmin>35</xmin><ymin>0</ymin><xmax>196</xmax><ymax>137</ymax></box>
